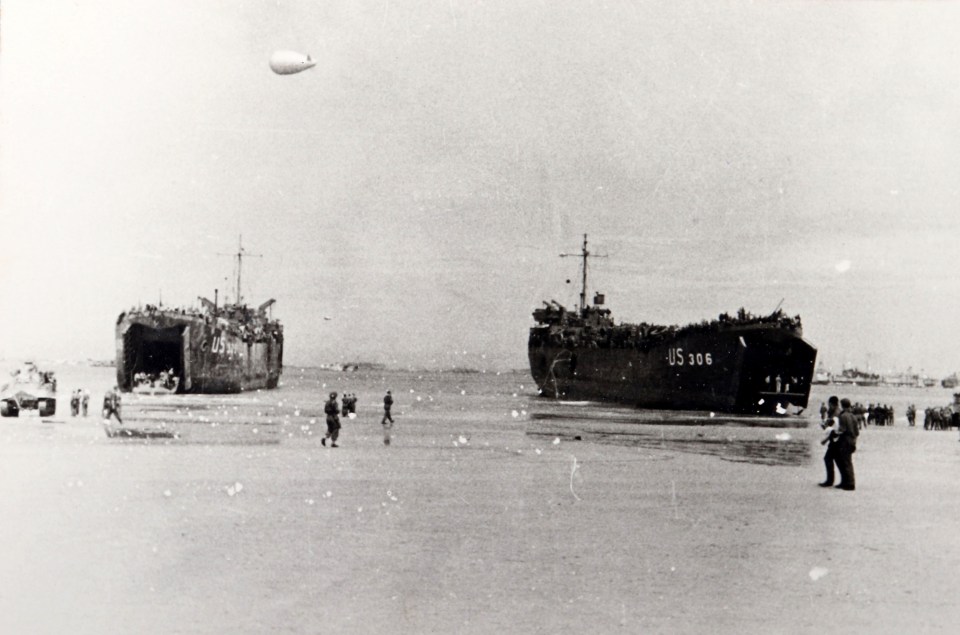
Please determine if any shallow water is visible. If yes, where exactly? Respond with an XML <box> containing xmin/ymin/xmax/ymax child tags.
<box><xmin>19</xmin><ymin>362</ymin><xmax>953</xmax><ymax>457</ymax></box>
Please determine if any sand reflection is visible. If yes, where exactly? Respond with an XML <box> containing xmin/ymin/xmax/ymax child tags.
<box><xmin>527</xmin><ymin>407</ymin><xmax>813</xmax><ymax>466</ymax></box>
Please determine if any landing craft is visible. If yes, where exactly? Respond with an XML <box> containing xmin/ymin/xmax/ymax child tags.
<box><xmin>115</xmin><ymin>241</ymin><xmax>283</xmax><ymax>394</ymax></box>
<box><xmin>269</xmin><ymin>50</ymin><xmax>317</xmax><ymax>75</ymax></box>
<box><xmin>528</xmin><ymin>235</ymin><xmax>817</xmax><ymax>416</ymax></box>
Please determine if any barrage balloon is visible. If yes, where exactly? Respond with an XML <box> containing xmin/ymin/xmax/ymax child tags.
<box><xmin>269</xmin><ymin>50</ymin><xmax>317</xmax><ymax>75</ymax></box>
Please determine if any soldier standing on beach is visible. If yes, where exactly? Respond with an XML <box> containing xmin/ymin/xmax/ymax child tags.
<box><xmin>339</xmin><ymin>393</ymin><xmax>356</xmax><ymax>416</ymax></box>
<box><xmin>81</xmin><ymin>389</ymin><xmax>90</xmax><ymax>417</ymax></box>
<box><xmin>833</xmin><ymin>398</ymin><xmax>859</xmax><ymax>491</ymax></box>
<box><xmin>381</xmin><ymin>390</ymin><xmax>394</xmax><ymax>445</ymax></box>
<box><xmin>818</xmin><ymin>396</ymin><xmax>840</xmax><ymax>487</ymax></box>
<box><xmin>322</xmin><ymin>392</ymin><xmax>341</xmax><ymax>447</ymax></box>
<box><xmin>348</xmin><ymin>394</ymin><xmax>357</xmax><ymax>415</ymax></box>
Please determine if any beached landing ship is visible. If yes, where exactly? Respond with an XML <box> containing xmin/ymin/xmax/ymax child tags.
<box><xmin>528</xmin><ymin>236</ymin><xmax>817</xmax><ymax>416</ymax></box>
<box><xmin>115</xmin><ymin>297</ymin><xmax>283</xmax><ymax>394</ymax></box>
<box><xmin>115</xmin><ymin>242</ymin><xmax>283</xmax><ymax>394</ymax></box>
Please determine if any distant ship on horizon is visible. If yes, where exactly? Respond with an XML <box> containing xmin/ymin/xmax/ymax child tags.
<box><xmin>115</xmin><ymin>240</ymin><xmax>283</xmax><ymax>394</ymax></box>
<box><xmin>829</xmin><ymin>368</ymin><xmax>882</xmax><ymax>387</ymax></box>
<box><xmin>814</xmin><ymin>364</ymin><xmax>942</xmax><ymax>388</ymax></box>
<box><xmin>527</xmin><ymin>235</ymin><xmax>817</xmax><ymax>416</ymax></box>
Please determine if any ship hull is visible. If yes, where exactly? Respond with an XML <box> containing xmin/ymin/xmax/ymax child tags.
<box><xmin>116</xmin><ymin>312</ymin><xmax>283</xmax><ymax>394</ymax></box>
<box><xmin>529</xmin><ymin>325</ymin><xmax>816</xmax><ymax>416</ymax></box>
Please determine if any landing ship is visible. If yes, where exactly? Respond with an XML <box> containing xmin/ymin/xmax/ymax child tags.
<box><xmin>115</xmin><ymin>242</ymin><xmax>283</xmax><ymax>394</ymax></box>
<box><xmin>528</xmin><ymin>236</ymin><xmax>817</xmax><ymax>416</ymax></box>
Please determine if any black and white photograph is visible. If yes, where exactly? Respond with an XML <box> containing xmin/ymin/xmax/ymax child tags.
<box><xmin>2</xmin><ymin>1</ymin><xmax>959</xmax><ymax>632</ymax></box>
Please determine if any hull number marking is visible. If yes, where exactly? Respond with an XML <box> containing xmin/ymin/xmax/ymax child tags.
<box><xmin>668</xmin><ymin>348</ymin><xmax>713</xmax><ymax>367</ymax></box>
<box><xmin>211</xmin><ymin>334</ymin><xmax>228</xmax><ymax>355</ymax></box>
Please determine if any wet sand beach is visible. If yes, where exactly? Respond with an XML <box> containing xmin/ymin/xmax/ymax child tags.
<box><xmin>2</xmin><ymin>364</ymin><xmax>959</xmax><ymax>633</ymax></box>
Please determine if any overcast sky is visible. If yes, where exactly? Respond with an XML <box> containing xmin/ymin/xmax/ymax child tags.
<box><xmin>2</xmin><ymin>1</ymin><xmax>958</xmax><ymax>375</ymax></box>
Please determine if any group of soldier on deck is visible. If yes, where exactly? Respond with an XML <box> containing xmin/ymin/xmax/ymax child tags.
<box><xmin>531</xmin><ymin>302</ymin><xmax>802</xmax><ymax>352</ymax></box>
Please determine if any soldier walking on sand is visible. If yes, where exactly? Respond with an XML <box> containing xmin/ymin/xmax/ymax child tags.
<box><xmin>322</xmin><ymin>391</ymin><xmax>341</xmax><ymax>447</ymax></box>
<box><xmin>381</xmin><ymin>390</ymin><xmax>394</xmax><ymax>445</ymax></box>
<box><xmin>103</xmin><ymin>386</ymin><xmax>123</xmax><ymax>424</ymax></box>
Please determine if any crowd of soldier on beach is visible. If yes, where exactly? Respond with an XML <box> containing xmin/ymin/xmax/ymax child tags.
<box><xmin>817</xmin><ymin>395</ymin><xmax>960</xmax><ymax>492</ymax></box>
<box><xmin>867</xmin><ymin>403</ymin><xmax>895</xmax><ymax>426</ymax></box>
<box><xmin>819</xmin><ymin>400</ymin><xmax>960</xmax><ymax>430</ymax></box>
<box><xmin>919</xmin><ymin>404</ymin><xmax>960</xmax><ymax>430</ymax></box>
<box><xmin>819</xmin><ymin>401</ymin><xmax>896</xmax><ymax>427</ymax></box>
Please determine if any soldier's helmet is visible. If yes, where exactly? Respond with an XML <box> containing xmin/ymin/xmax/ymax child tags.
<box><xmin>330</xmin><ymin>391</ymin><xmax>338</xmax><ymax>398</ymax></box>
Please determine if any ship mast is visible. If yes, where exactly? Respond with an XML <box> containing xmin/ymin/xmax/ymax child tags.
<box><xmin>560</xmin><ymin>234</ymin><xmax>604</xmax><ymax>313</ymax></box>
<box><xmin>219</xmin><ymin>235</ymin><xmax>261</xmax><ymax>305</ymax></box>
